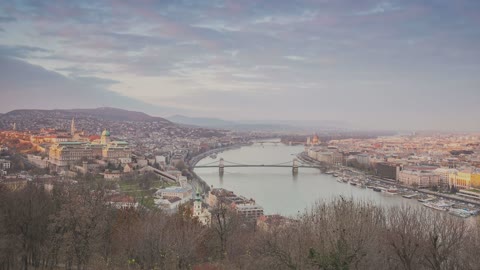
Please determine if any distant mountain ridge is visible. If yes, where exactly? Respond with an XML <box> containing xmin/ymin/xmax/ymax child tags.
<box><xmin>167</xmin><ymin>115</ymin><xmax>236</xmax><ymax>128</ymax></box>
<box><xmin>168</xmin><ymin>115</ymin><xmax>351</xmax><ymax>132</ymax></box>
<box><xmin>3</xmin><ymin>107</ymin><xmax>170</xmax><ymax>122</ymax></box>
<box><xmin>0</xmin><ymin>107</ymin><xmax>172</xmax><ymax>131</ymax></box>
<box><xmin>167</xmin><ymin>115</ymin><xmax>301</xmax><ymax>132</ymax></box>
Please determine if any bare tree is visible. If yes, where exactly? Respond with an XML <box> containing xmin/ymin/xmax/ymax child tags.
<box><xmin>421</xmin><ymin>211</ymin><xmax>467</xmax><ymax>270</ymax></box>
<box><xmin>209</xmin><ymin>200</ymin><xmax>241</xmax><ymax>260</ymax></box>
<box><xmin>0</xmin><ymin>183</ymin><xmax>54</xmax><ymax>270</ymax></box>
<box><xmin>383</xmin><ymin>206</ymin><xmax>427</xmax><ymax>270</ymax></box>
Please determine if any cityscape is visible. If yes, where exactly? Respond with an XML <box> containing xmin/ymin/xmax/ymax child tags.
<box><xmin>1</xmin><ymin>0</ymin><xmax>480</xmax><ymax>269</ymax></box>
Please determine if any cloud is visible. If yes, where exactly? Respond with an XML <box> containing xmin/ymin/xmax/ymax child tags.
<box><xmin>191</xmin><ymin>22</ymin><xmax>240</xmax><ymax>33</ymax></box>
<box><xmin>355</xmin><ymin>2</ymin><xmax>401</xmax><ymax>16</ymax></box>
<box><xmin>0</xmin><ymin>45</ymin><xmax>50</xmax><ymax>59</ymax></box>
<box><xmin>0</xmin><ymin>56</ymin><xmax>184</xmax><ymax>116</ymax></box>
<box><xmin>284</xmin><ymin>55</ymin><xmax>307</xmax><ymax>61</ymax></box>
<box><xmin>0</xmin><ymin>0</ymin><xmax>479</xmax><ymax>130</ymax></box>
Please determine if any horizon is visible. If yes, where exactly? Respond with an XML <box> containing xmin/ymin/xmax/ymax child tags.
<box><xmin>1</xmin><ymin>1</ymin><xmax>480</xmax><ymax>131</ymax></box>
<box><xmin>1</xmin><ymin>106</ymin><xmax>479</xmax><ymax>134</ymax></box>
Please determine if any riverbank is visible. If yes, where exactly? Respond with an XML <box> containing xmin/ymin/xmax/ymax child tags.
<box><xmin>187</xmin><ymin>143</ymin><xmax>249</xmax><ymax>193</ymax></box>
<box><xmin>297</xmin><ymin>152</ymin><xmax>480</xmax><ymax>207</ymax></box>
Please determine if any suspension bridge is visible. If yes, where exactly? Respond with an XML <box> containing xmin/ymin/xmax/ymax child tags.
<box><xmin>194</xmin><ymin>158</ymin><xmax>321</xmax><ymax>174</ymax></box>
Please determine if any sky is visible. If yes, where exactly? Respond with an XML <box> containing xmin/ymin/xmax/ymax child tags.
<box><xmin>0</xmin><ymin>0</ymin><xmax>479</xmax><ymax>131</ymax></box>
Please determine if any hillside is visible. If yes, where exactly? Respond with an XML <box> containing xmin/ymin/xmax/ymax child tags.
<box><xmin>0</xmin><ymin>107</ymin><xmax>172</xmax><ymax>132</ymax></box>
<box><xmin>68</xmin><ymin>107</ymin><xmax>168</xmax><ymax>122</ymax></box>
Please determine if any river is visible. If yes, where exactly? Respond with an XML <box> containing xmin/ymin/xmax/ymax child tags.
<box><xmin>194</xmin><ymin>140</ymin><xmax>419</xmax><ymax>217</ymax></box>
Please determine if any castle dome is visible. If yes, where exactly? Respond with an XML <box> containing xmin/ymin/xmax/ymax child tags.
<box><xmin>102</xmin><ymin>129</ymin><xmax>111</xmax><ymax>137</ymax></box>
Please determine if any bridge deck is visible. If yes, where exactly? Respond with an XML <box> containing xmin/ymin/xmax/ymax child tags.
<box><xmin>195</xmin><ymin>165</ymin><xmax>320</xmax><ymax>168</ymax></box>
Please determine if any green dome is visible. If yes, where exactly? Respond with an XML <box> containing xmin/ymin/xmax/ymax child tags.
<box><xmin>102</xmin><ymin>129</ymin><xmax>110</xmax><ymax>136</ymax></box>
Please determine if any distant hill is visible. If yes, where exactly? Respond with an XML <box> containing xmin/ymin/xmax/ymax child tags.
<box><xmin>168</xmin><ymin>115</ymin><xmax>301</xmax><ymax>132</ymax></box>
<box><xmin>68</xmin><ymin>107</ymin><xmax>169</xmax><ymax>122</ymax></box>
<box><xmin>167</xmin><ymin>115</ymin><xmax>236</xmax><ymax>128</ymax></box>
<box><xmin>0</xmin><ymin>107</ymin><xmax>172</xmax><ymax>131</ymax></box>
<box><xmin>168</xmin><ymin>115</ymin><xmax>352</xmax><ymax>133</ymax></box>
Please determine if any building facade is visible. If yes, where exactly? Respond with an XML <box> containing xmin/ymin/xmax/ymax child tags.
<box><xmin>398</xmin><ymin>167</ymin><xmax>440</xmax><ymax>187</ymax></box>
<box><xmin>49</xmin><ymin>129</ymin><xmax>131</xmax><ymax>168</ymax></box>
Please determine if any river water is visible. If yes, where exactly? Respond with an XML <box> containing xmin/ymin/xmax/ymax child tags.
<box><xmin>194</xmin><ymin>141</ymin><xmax>419</xmax><ymax>217</ymax></box>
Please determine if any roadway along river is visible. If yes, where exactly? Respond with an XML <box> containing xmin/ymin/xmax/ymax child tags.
<box><xmin>194</xmin><ymin>141</ymin><xmax>419</xmax><ymax>217</ymax></box>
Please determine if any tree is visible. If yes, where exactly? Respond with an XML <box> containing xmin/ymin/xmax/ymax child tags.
<box><xmin>209</xmin><ymin>200</ymin><xmax>241</xmax><ymax>259</ymax></box>
<box><xmin>422</xmin><ymin>212</ymin><xmax>467</xmax><ymax>270</ymax></box>
<box><xmin>50</xmin><ymin>185</ymin><xmax>108</xmax><ymax>270</ymax></box>
<box><xmin>0</xmin><ymin>183</ymin><xmax>54</xmax><ymax>270</ymax></box>
<box><xmin>383</xmin><ymin>206</ymin><xmax>426</xmax><ymax>270</ymax></box>
<box><xmin>175</xmin><ymin>160</ymin><xmax>187</xmax><ymax>171</ymax></box>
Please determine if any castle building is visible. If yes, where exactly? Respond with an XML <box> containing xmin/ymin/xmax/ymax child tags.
<box><xmin>49</xmin><ymin>129</ymin><xmax>131</xmax><ymax>168</ymax></box>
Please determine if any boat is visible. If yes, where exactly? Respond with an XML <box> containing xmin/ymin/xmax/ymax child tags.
<box><xmin>386</xmin><ymin>188</ymin><xmax>399</xmax><ymax>195</ymax></box>
<box><xmin>423</xmin><ymin>202</ymin><xmax>448</xmax><ymax>211</ymax></box>
<box><xmin>373</xmin><ymin>187</ymin><xmax>382</xmax><ymax>192</ymax></box>
<box><xmin>402</xmin><ymin>194</ymin><xmax>418</xmax><ymax>199</ymax></box>
<box><xmin>349</xmin><ymin>181</ymin><xmax>357</xmax><ymax>186</ymax></box>
<box><xmin>336</xmin><ymin>178</ymin><xmax>344</xmax><ymax>183</ymax></box>
<box><xmin>449</xmin><ymin>208</ymin><xmax>471</xmax><ymax>218</ymax></box>
<box><xmin>209</xmin><ymin>153</ymin><xmax>217</xmax><ymax>159</ymax></box>
<box><xmin>418</xmin><ymin>196</ymin><xmax>436</xmax><ymax>203</ymax></box>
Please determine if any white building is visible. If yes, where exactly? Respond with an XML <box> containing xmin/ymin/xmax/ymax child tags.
<box><xmin>156</xmin><ymin>186</ymin><xmax>192</xmax><ymax>199</ymax></box>
<box><xmin>27</xmin><ymin>154</ymin><xmax>49</xmax><ymax>169</ymax></box>
<box><xmin>398</xmin><ymin>168</ymin><xmax>440</xmax><ymax>187</ymax></box>
<box><xmin>235</xmin><ymin>203</ymin><xmax>264</xmax><ymax>222</ymax></box>
<box><xmin>355</xmin><ymin>154</ymin><xmax>371</xmax><ymax>168</ymax></box>
<box><xmin>0</xmin><ymin>159</ymin><xmax>11</xmax><ymax>170</ymax></box>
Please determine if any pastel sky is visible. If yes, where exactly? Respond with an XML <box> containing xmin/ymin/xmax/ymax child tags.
<box><xmin>0</xmin><ymin>0</ymin><xmax>479</xmax><ymax>131</ymax></box>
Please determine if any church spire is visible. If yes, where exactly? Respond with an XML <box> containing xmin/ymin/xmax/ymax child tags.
<box><xmin>71</xmin><ymin>118</ymin><xmax>76</xmax><ymax>135</ymax></box>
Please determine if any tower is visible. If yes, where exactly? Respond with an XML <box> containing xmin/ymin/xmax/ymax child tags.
<box><xmin>12</xmin><ymin>123</ymin><xmax>16</xmax><ymax>131</ymax></box>
<box><xmin>312</xmin><ymin>134</ymin><xmax>320</xmax><ymax>145</ymax></box>
<box><xmin>193</xmin><ymin>191</ymin><xmax>202</xmax><ymax>217</ymax></box>
<box><xmin>219</xmin><ymin>158</ymin><xmax>224</xmax><ymax>175</ymax></box>
<box><xmin>292</xmin><ymin>158</ymin><xmax>299</xmax><ymax>174</ymax></box>
<box><xmin>71</xmin><ymin>118</ymin><xmax>76</xmax><ymax>135</ymax></box>
<box><xmin>101</xmin><ymin>129</ymin><xmax>111</xmax><ymax>145</ymax></box>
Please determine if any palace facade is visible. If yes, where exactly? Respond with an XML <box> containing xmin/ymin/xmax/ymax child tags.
<box><xmin>49</xmin><ymin>129</ymin><xmax>131</xmax><ymax>167</ymax></box>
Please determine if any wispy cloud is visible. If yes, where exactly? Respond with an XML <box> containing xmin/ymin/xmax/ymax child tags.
<box><xmin>355</xmin><ymin>2</ymin><xmax>401</xmax><ymax>16</ymax></box>
<box><xmin>0</xmin><ymin>45</ymin><xmax>50</xmax><ymax>58</ymax></box>
<box><xmin>284</xmin><ymin>55</ymin><xmax>307</xmax><ymax>61</ymax></box>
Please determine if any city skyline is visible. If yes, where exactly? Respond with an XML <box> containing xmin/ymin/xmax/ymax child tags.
<box><xmin>1</xmin><ymin>0</ymin><xmax>480</xmax><ymax>131</ymax></box>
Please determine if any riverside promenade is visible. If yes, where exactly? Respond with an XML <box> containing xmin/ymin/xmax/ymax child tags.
<box><xmin>297</xmin><ymin>152</ymin><xmax>480</xmax><ymax>206</ymax></box>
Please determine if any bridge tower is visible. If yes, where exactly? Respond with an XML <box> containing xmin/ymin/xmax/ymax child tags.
<box><xmin>292</xmin><ymin>158</ymin><xmax>299</xmax><ymax>174</ymax></box>
<box><xmin>219</xmin><ymin>158</ymin><xmax>224</xmax><ymax>175</ymax></box>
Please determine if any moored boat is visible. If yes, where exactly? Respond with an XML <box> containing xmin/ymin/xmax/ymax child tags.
<box><xmin>386</xmin><ymin>188</ymin><xmax>398</xmax><ymax>195</ymax></box>
<box><xmin>423</xmin><ymin>202</ymin><xmax>448</xmax><ymax>211</ymax></box>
